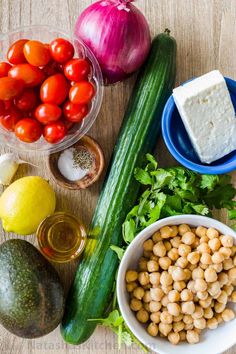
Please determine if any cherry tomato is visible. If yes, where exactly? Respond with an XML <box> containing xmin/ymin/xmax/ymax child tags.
<box><xmin>0</xmin><ymin>77</ymin><xmax>24</xmax><ymax>100</ymax></box>
<box><xmin>69</xmin><ymin>81</ymin><xmax>95</xmax><ymax>105</ymax></box>
<box><xmin>64</xmin><ymin>58</ymin><xmax>90</xmax><ymax>82</ymax></box>
<box><xmin>14</xmin><ymin>89</ymin><xmax>38</xmax><ymax>111</ymax></box>
<box><xmin>35</xmin><ymin>103</ymin><xmax>62</xmax><ymax>125</ymax></box>
<box><xmin>43</xmin><ymin>61</ymin><xmax>63</xmax><ymax>77</ymax></box>
<box><xmin>40</xmin><ymin>73</ymin><xmax>68</xmax><ymax>105</ymax></box>
<box><xmin>63</xmin><ymin>100</ymin><xmax>88</xmax><ymax>122</ymax></box>
<box><xmin>0</xmin><ymin>105</ymin><xmax>22</xmax><ymax>131</ymax></box>
<box><xmin>62</xmin><ymin>118</ymin><xmax>74</xmax><ymax>130</ymax></box>
<box><xmin>43</xmin><ymin>120</ymin><xmax>67</xmax><ymax>144</ymax></box>
<box><xmin>15</xmin><ymin>118</ymin><xmax>42</xmax><ymax>143</ymax></box>
<box><xmin>8</xmin><ymin>64</ymin><xmax>45</xmax><ymax>87</ymax></box>
<box><xmin>23</xmin><ymin>40</ymin><xmax>51</xmax><ymax>67</ymax></box>
<box><xmin>50</xmin><ymin>38</ymin><xmax>74</xmax><ymax>64</ymax></box>
<box><xmin>7</xmin><ymin>39</ymin><xmax>28</xmax><ymax>64</ymax></box>
<box><xmin>0</xmin><ymin>62</ymin><xmax>12</xmax><ymax>78</ymax></box>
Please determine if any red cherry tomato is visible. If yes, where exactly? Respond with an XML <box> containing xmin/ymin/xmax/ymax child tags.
<box><xmin>63</xmin><ymin>100</ymin><xmax>88</xmax><ymax>122</ymax></box>
<box><xmin>15</xmin><ymin>118</ymin><xmax>42</xmax><ymax>143</ymax></box>
<box><xmin>43</xmin><ymin>120</ymin><xmax>67</xmax><ymax>144</ymax></box>
<box><xmin>40</xmin><ymin>73</ymin><xmax>68</xmax><ymax>105</ymax></box>
<box><xmin>7</xmin><ymin>39</ymin><xmax>28</xmax><ymax>64</ymax></box>
<box><xmin>0</xmin><ymin>62</ymin><xmax>12</xmax><ymax>78</ymax></box>
<box><xmin>50</xmin><ymin>38</ymin><xmax>74</xmax><ymax>64</ymax></box>
<box><xmin>0</xmin><ymin>101</ymin><xmax>5</xmax><ymax>115</ymax></box>
<box><xmin>62</xmin><ymin>118</ymin><xmax>74</xmax><ymax>130</ymax></box>
<box><xmin>64</xmin><ymin>58</ymin><xmax>90</xmax><ymax>82</ymax></box>
<box><xmin>23</xmin><ymin>40</ymin><xmax>51</xmax><ymax>67</ymax></box>
<box><xmin>15</xmin><ymin>88</ymin><xmax>38</xmax><ymax>111</ymax></box>
<box><xmin>0</xmin><ymin>77</ymin><xmax>24</xmax><ymax>100</ymax></box>
<box><xmin>8</xmin><ymin>64</ymin><xmax>45</xmax><ymax>87</ymax></box>
<box><xmin>0</xmin><ymin>105</ymin><xmax>22</xmax><ymax>132</ymax></box>
<box><xmin>35</xmin><ymin>103</ymin><xmax>62</xmax><ymax>125</ymax></box>
<box><xmin>69</xmin><ymin>81</ymin><xmax>95</xmax><ymax>105</ymax></box>
<box><xmin>43</xmin><ymin>61</ymin><xmax>63</xmax><ymax>77</ymax></box>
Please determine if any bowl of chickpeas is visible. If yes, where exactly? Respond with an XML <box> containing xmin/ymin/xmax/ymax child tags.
<box><xmin>117</xmin><ymin>215</ymin><xmax>236</xmax><ymax>354</ymax></box>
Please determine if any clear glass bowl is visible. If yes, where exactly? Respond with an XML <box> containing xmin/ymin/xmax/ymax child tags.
<box><xmin>0</xmin><ymin>25</ymin><xmax>104</xmax><ymax>154</ymax></box>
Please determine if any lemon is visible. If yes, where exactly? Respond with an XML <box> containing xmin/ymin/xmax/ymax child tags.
<box><xmin>0</xmin><ymin>176</ymin><xmax>56</xmax><ymax>235</ymax></box>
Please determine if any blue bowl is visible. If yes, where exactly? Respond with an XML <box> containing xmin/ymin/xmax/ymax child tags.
<box><xmin>162</xmin><ymin>77</ymin><xmax>236</xmax><ymax>174</ymax></box>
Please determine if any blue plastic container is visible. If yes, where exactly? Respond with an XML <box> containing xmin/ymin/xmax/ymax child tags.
<box><xmin>162</xmin><ymin>77</ymin><xmax>236</xmax><ymax>174</ymax></box>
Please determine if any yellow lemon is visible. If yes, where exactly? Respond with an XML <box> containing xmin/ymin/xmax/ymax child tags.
<box><xmin>0</xmin><ymin>176</ymin><xmax>56</xmax><ymax>235</ymax></box>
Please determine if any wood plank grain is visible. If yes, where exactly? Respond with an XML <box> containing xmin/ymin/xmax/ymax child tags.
<box><xmin>0</xmin><ymin>0</ymin><xmax>235</xmax><ymax>353</ymax></box>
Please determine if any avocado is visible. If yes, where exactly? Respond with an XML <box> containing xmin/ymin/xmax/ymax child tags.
<box><xmin>0</xmin><ymin>239</ymin><xmax>65</xmax><ymax>338</ymax></box>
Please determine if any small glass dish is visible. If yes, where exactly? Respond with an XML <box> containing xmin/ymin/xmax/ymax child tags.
<box><xmin>37</xmin><ymin>212</ymin><xmax>87</xmax><ymax>263</ymax></box>
<box><xmin>0</xmin><ymin>25</ymin><xmax>104</xmax><ymax>154</ymax></box>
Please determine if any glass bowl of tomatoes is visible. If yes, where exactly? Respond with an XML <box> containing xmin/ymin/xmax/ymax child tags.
<box><xmin>0</xmin><ymin>25</ymin><xmax>103</xmax><ymax>154</ymax></box>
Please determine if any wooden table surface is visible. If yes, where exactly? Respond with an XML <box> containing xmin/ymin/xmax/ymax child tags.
<box><xmin>0</xmin><ymin>0</ymin><xmax>236</xmax><ymax>353</ymax></box>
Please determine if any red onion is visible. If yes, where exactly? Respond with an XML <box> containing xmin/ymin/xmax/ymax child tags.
<box><xmin>75</xmin><ymin>0</ymin><xmax>151</xmax><ymax>84</ymax></box>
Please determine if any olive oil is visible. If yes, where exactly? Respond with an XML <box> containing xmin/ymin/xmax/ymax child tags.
<box><xmin>37</xmin><ymin>212</ymin><xmax>86</xmax><ymax>263</ymax></box>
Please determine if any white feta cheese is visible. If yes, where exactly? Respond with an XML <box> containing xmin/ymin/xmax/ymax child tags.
<box><xmin>173</xmin><ymin>70</ymin><xmax>236</xmax><ymax>164</ymax></box>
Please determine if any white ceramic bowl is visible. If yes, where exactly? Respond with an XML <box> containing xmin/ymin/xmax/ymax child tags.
<box><xmin>117</xmin><ymin>215</ymin><xmax>236</xmax><ymax>354</ymax></box>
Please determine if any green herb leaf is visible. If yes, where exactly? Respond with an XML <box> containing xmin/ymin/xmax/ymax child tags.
<box><xmin>229</xmin><ymin>209</ymin><xmax>236</xmax><ymax>220</ymax></box>
<box><xmin>122</xmin><ymin>219</ymin><xmax>136</xmax><ymax>244</ymax></box>
<box><xmin>110</xmin><ymin>245</ymin><xmax>125</xmax><ymax>260</ymax></box>
<box><xmin>134</xmin><ymin>167</ymin><xmax>153</xmax><ymax>185</ymax></box>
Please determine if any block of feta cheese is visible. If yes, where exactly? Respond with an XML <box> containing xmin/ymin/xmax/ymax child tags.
<box><xmin>173</xmin><ymin>70</ymin><xmax>236</xmax><ymax>164</ymax></box>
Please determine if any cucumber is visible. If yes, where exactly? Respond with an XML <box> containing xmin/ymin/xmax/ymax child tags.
<box><xmin>61</xmin><ymin>29</ymin><xmax>177</xmax><ymax>344</ymax></box>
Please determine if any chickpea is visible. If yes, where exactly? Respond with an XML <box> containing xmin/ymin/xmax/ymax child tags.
<box><xmin>143</xmin><ymin>303</ymin><xmax>150</xmax><ymax>312</ymax></box>
<box><xmin>198</xmin><ymin>242</ymin><xmax>211</xmax><ymax>254</ymax></box>
<box><xmin>217</xmin><ymin>290</ymin><xmax>228</xmax><ymax>304</ymax></box>
<box><xmin>161</xmin><ymin>295</ymin><xmax>169</xmax><ymax>307</ymax></box>
<box><xmin>164</xmin><ymin>240</ymin><xmax>172</xmax><ymax>251</ymax></box>
<box><xmin>149</xmin><ymin>301</ymin><xmax>162</xmax><ymax>312</ymax></box>
<box><xmin>160</xmin><ymin>226</ymin><xmax>172</xmax><ymax>239</ymax></box>
<box><xmin>143</xmin><ymin>239</ymin><xmax>154</xmax><ymax>252</ymax></box>
<box><xmin>179</xmin><ymin>330</ymin><xmax>186</xmax><ymax>341</ymax></box>
<box><xmin>147</xmin><ymin>322</ymin><xmax>159</xmax><ymax>337</ymax></box>
<box><xmin>194</xmin><ymin>278</ymin><xmax>208</xmax><ymax>292</ymax></box>
<box><xmin>159</xmin><ymin>323</ymin><xmax>172</xmax><ymax>336</ymax></box>
<box><xmin>199</xmin><ymin>297</ymin><xmax>212</xmax><ymax>309</ymax></box>
<box><xmin>230</xmin><ymin>290</ymin><xmax>236</xmax><ymax>303</ymax></box>
<box><xmin>172</xmin><ymin>267</ymin><xmax>186</xmax><ymax>281</ymax></box>
<box><xmin>200</xmin><ymin>263</ymin><xmax>208</xmax><ymax>270</ymax></box>
<box><xmin>182</xmin><ymin>301</ymin><xmax>195</xmax><ymax>315</ymax></box>
<box><xmin>146</xmin><ymin>260</ymin><xmax>158</xmax><ymax>272</ymax></box>
<box><xmin>126</xmin><ymin>270</ymin><xmax>138</xmax><ymax>283</ymax></box>
<box><xmin>187</xmin><ymin>280</ymin><xmax>196</xmax><ymax>293</ymax></box>
<box><xmin>152</xmin><ymin>231</ymin><xmax>162</xmax><ymax>243</ymax></box>
<box><xmin>192</xmin><ymin>267</ymin><xmax>204</xmax><ymax>280</ymax></box>
<box><xmin>168</xmin><ymin>290</ymin><xmax>180</xmax><ymax>303</ymax></box>
<box><xmin>218</xmin><ymin>272</ymin><xmax>228</xmax><ymax>286</ymax></box>
<box><xmin>183</xmin><ymin>314</ymin><xmax>193</xmax><ymax>324</ymax></box>
<box><xmin>153</xmin><ymin>241</ymin><xmax>166</xmax><ymax>258</ymax></box>
<box><xmin>189</xmin><ymin>263</ymin><xmax>197</xmax><ymax>271</ymax></box>
<box><xmin>162</xmin><ymin>285</ymin><xmax>173</xmax><ymax>295</ymax></box>
<box><xmin>208</xmin><ymin>281</ymin><xmax>221</xmax><ymax>297</ymax></box>
<box><xmin>187</xmin><ymin>251</ymin><xmax>200</xmax><ymax>265</ymax></box>
<box><xmin>234</xmin><ymin>255</ymin><xmax>236</xmax><ymax>266</ymax></box>
<box><xmin>136</xmin><ymin>309</ymin><xmax>149</xmax><ymax>323</ymax></box>
<box><xmin>221</xmin><ymin>235</ymin><xmax>234</xmax><ymax>248</ymax></box>
<box><xmin>219</xmin><ymin>247</ymin><xmax>232</xmax><ymax>259</ymax></box>
<box><xmin>215</xmin><ymin>313</ymin><xmax>223</xmax><ymax>324</ymax></box>
<box><xmin>143</xmin><ymin>250</ymin><xmax>152</xmax><ymax>258</ymax></box>
<box><xmin>167</xmin><ymin>302</ymin><xmax>181</xmax><ymax>316</ymax></box>
<box><xmin>200</xmin><ymin>235</ymin><xmax>209</xmax><ymax>243</ymax></box>
<box><xmin>160</xmin><ymin>271</ymin><xmax>173</xmax><ymax>286</ymax></box>
<box><xmin>170</xmin><ymin>225</ymin><xmax>178</xmax><ymax>237</ymax></box>
<box><xmin>173</xmin><ymin>321</ymin><xmax>185</xmax><ymax>333</ymax></box>
<box><xmin>178</xmin><ymin>244</ymin><xmax>191</xmax><ymax>257</ymax></box>
<box><xmin>207</xmin><ymin>317</ymin><xmax>218</xmax><ymax>329</ymax></box>
<box><xmin>170</xmin><ymin>236</ymin><xmax>181</xmax><ymax>248</ymax></box>
<box><xmin>150</xmin><ymin>311</ymin><xmax>161</xmax><ymax>323</ymax></box>
<box><xmin>182</xmin><ymin>231</ymin><xmax>195</xmax><ymax>245</ymax></box>
<box><xmin>212</xmin><ymin>252</ymin><xmax>225</xmax><ymax>264</ymax></box>
<box><xmin>139</xmin><ymin>257</ymin><xmax>148</xmax><ymax>271</ymax></box>
<box><xmin>185</xmin><ymin>323</ymin><xmax>194</xmax><ymax>330</ymax></box>
<box><xmin>184</xmin><ymin>269</ymin><xmax>192</xmax><ymax>281</ymax></box>
<box><xmin>200</xmin><ymin>253</ymin><xmax>212</xmax><ymax>265</ymax></box>
<box><xmin>192</xmin><ymin>238</ymin><xmax>200</xmax><ymax>249</ymax></box>
<box><xmin>207</xmin><ymin>228</ymin><xmax>219</xmax><ymax>239</ymax></box>
<box><xmin>173</xmin><ymin>314</ymin><xmax>183</xmax><ymax>322</ymax></box>
<box><xmin>197</xmin><ymin>291</ymin><xmax>208</xmax><ymax>300</ymax></box>
<box><xmin>232</xmin><ymin>246</ymin><xmax>236</xmax><ymax>257</ymax></box>
<box><xmin>204</xmin><ymin>307</ymin><xmax>214</xmax><ymax>319</ymax></box>
<box><xmin>160</xmin><ymin>310</ymin><xmax>173</xmax><ymax>324</ymax></box>
<box><xmin>130</xmin><ymin>298</ymin><xmax>143</xmax><ymax>311</ymax></box>
<box><xmin>133</xmin><ymin>287</ymin><xmax>145</xmax><ymax>300</ymax></box>
<box><xmin>178</xmin><ymin>224</ymin><xmax>191</xmax><ymax>235</ymax></box>
<box><xmin>138</xmin><ymin>272</ymin><xmax>150</xmax><ymax>286</ymax></box>
<box><xmin>204</xmin><ymin>268</ymin><xmax>217</xmax><ymax>282</ymax></box>
<box><xmin>208</xmin><ymin>238</ymin><xmax>221</xmax><ymax>251</ymax></box>
<box><xmin>214</xmin><ymin>301</ymin><xmax>226</xmax><ymax>313</ymax></box>
<box><xmin>223</xmin><ymin>284</ymin><xmax>234</xmax><ymax>296</ymax></box>
<box><xmin>186</xmin><ymin>330</ymin><xmax>199</xmax><ymax>344</ymax></box>
<box><xmin>181</xmin><ymin>289</ymin><xmax>193</xmax><ymax>302</ymax></box>
<box><xmin>222</xmin><ymin>308</ymin><xmax>235</xmax><ymax>322</ymax></box>
<box><xmin>168</xmin><ymin>331</ymin><xmax>180</xmax><ymax>345</ymax></box>
<box><xmin>126</xmin><ymin>282</ymin><xmax>138</xmax><ymax>292</ymax></box>
<box><xmin>159</xmin><ymin>257</ymin><xmax>171</xmax><ymax>270</ymax></box>
<box><xmin>150</xmin><ymin>288</ymin><xmax>164</xmax><ymax>302</ymax></box>
<box><xmin>210</xmin><ymin>263</ymin><xmax>223</xmax><ymax>273</ymax></box>
<box><xmin>173</xmin><ymin>281</ymin><xmax>186</xmax><ymax>292</ymax></box>
<box><xmin>168</xmin><ymin>266</ymin><xmax>176</xmax><ymax>276</ymax></box>
<box><xmin>149</xmin><ymin>272</ymin><xmax>161</xmax><ymax>286</ymax></box>
<box><xmin>194</xmin><ymin>317</ymin><xmax>206</xmax><ymax>329</ymax></box>
<box><xmin>231</xmin><ymin>279</ymin><xmax>236</xmax><ymax>286</ymax></box>
<box><xmin>228</xmin><ymin>267</ymin><xmax>236</xmax><ymax>281</ymax></box>
<box><xmin>196</xmin><ymin>226</ymin><xmax>207</xmax><ymax>238</ymax></box>
<box><xmin>168</xmin><ymin>248</ymin><xmax>179</xmax><ymax>261</ymax></box>
<box><xmin>175</xmin><ymin>257</ymin><xmax>188</xmax><ymax>268</ymax></box>
<box><xmin>192</xmin><ymin>306</ymin><xmax>204</xmax><ymax>319</ymax></box>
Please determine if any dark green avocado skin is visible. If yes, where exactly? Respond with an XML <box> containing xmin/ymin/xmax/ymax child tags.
<box><xmin>0</xmin><ymin>239</ymin><xmax>65</xmax><ymax>338</ymax></box>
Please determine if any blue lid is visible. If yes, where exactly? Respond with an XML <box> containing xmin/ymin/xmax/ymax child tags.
<box><xmin>162</xmin><ymin>76</ymin><xmax>236</xmax><ymax>174</ymax></box>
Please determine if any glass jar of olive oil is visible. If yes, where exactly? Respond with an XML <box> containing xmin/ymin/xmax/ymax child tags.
<box><xmin>37</xmin><ymin>212</ymin><xmax>87</xmax><ymax>263</ymax></box>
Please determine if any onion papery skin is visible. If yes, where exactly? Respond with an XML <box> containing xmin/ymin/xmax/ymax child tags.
<box><xmin>75</xmin><ymin>0</ymin><xmax>151</xmax><ymax>84</ymax></box>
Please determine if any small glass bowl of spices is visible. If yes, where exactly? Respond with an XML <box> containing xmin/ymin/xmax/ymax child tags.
<box><xmin>48</xmin><ymin>135</ymin><xmax>104</xmax><ymax>190</ymax></box>
<box><xmin>37</xmin><ymin>212</ymin><xmax>87</xmax><ymax>263</ymax></box>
